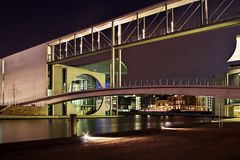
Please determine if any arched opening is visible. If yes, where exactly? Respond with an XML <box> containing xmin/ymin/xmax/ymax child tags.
<box><xmin>70</xmin><ymin>74</ymin><xmax>103</xmax><ymax>115</ymax></box>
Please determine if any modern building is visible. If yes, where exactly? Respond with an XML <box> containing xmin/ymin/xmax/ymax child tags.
<box><xmin>0</xmin><ymin>0</ymin><xmax>239</xmax><ymax>117</ymax></box>
<box><xmin>0</xmin><ymin>35</ymin><xmax>240</xmax><ymax>117</ymax></box>
<box><xmin>225</xmin><ymin>35</ymin><xmax>240</xmax><ymax>117</ymax></box>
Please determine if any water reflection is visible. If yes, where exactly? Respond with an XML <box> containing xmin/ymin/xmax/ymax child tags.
<box><xmin>0</xmin><ymin>116</ymin><xmax>212</xmax><ymax>144</ymax></box>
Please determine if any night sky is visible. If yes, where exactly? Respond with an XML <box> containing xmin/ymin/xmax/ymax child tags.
<box><xmin>0</xmin><ymin>0</ymin><xmax>162</xmax><ymax>57</ymax></box>
<box><xmin>1</xmin><ymin>0</ymin><xmax>240</xmax><ymax>81</ymax></box>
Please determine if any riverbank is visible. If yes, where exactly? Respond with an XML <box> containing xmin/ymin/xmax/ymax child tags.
<box><xmin>0</xmin><ymin>115</ymin><xmax>122</xmax><ymax>120</ymax></box>
<box><xmin>1</xmin><ymin>122</ymin><xmax>240</xmax><ymax>160</ymax></box>
<box><xmin>119</xmin><ymin>110</ymin><xmax>212</xmax><ymax>117</ymax></box>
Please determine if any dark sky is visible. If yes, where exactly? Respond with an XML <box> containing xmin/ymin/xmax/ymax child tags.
<box><xmin>0</xmin><ymin>0</ymin><xmax>240</xmax><ymax>81</ymax></box>
<box><xmin>0</xmin><ymin>0</ymin><xmax>162</xmax><ymax>57</ymax></box>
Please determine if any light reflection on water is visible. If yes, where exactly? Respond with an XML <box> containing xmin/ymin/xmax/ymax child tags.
<box><xmin>0</xmin><ymin>116</ymin><xmax>212</xmax><ymax>144</ymax></box>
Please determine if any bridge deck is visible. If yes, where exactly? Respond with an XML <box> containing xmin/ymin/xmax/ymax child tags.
<box><xmin>16</xmin><ymin>85</ymin><xmax>240</xmax><ymax>105</ymax></box>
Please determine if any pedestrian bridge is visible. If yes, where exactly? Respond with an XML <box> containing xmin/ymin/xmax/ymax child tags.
<box><xmin>18</xmin><ymin>85</ymin><xmax>240</xmax><ymax>105</ymax></box>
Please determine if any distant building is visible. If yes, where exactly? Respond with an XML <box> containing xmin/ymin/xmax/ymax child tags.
<box><xmin>225</xmin><ymin>35</ymin><xmax>240</xmax><ymax>117</ymax></box>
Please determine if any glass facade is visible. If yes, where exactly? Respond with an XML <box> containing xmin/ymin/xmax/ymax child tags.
<box><xmin>226</xmin><ymin>66</ymin><xmax>240</xmax><ymax>117</ymax></box>
<box><xmin>70</xmin><ymin>74</ymin><xmax>103</xmax><ymax>115</ymax></box>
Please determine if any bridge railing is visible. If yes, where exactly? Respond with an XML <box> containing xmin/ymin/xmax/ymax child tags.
<box><xmin>121</xmin><ymin>78</ymin><xmax>229</xmax><ymax>87</ymax></box>
<box><xmin>1</xmin><ymin>93</ymin><xmax>47</xmax><ymax>107</ymax></box>
<box><xmin>3</xmin><ymin>77</ymin><xmax>239</xmax><ymax>106</ymax></box>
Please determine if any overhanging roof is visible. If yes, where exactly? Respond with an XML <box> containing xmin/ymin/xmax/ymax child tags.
<box><xmin>228</xmin><ymin>35</ymin><xmax>240</xmax><ymax>62</ymax></box>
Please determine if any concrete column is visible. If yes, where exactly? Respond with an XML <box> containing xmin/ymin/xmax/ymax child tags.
<box><xmin>118</xmin><ymin>24</ymin><xmax>122</xmax><ymax>88</ymax></box>
<box><xmin>201</xmin><ymin>0</ymin><xmax>209</xmax><ymax>25</ymax></box>
<box><xmin>226</xmin><ymin>73</ymin><xmax>229</xmax><ymax>86</ymax></box>
<box><xmin>165</xmin><ymin>4</ymin><xmax>169</xmax><ymax>34</ymax></box>
<box><xmin>97</xmin><ymin>31</ymin><xmax>101</xmax><ymax>50</ymax></box>
<box><xmin>137</xmin><ymin>13</ymin><xmax>140</xmax><ymax>41</ymax></box>
<box><xmin>59</xmin><ymin>39</ymin><xmax>62</xmax><ymax>59</ymax></box>
<box><xmin>171</xmin><ymin>9</ymin><xmax>174</xmax><ymax>33</ymax></box>
<box><xmin>143</xmin><ymin>17</ymin><xmax>146</xmax><ymax>39</ymax></box>
<box><xmin>1</xmin><ymin>60</ymin><xmax>4</xmax><ymax>105</ymax></box>
<box><xmin>213</xmin><ymin>97</ymin><xmax>225</xmax><ymax>117</ymax></box>
<box><xmin>116</xmin><ymin>97</ymin><xmax>119</xmax><ymax>115</ymax></box>
<box><xmin>91</xmin><ymin>28</ymin><xmax>94</xmax><ymax>52</ymax></box>
<box><xmin>110</xmin><ymin>96</ymin><xmax>113</xmax><ymax>115</ymax></box>
<box><xmin>205</xmin><ymin>0</ymin><xmax>209</xmax><ymax>25</ymax></box>
<box><xmin>118</xmin><ymin>51</ymin><xmax>122</xmax><ymax>88</ymax></box>
<box><xmin>80</xmin><ymin>37</ymin><xmax>83</xmax><ymax>54</ymax></box>
<box><xmin>109</xmin><ymin>63</ymin><xmax>113</xmax><ymax>116</ymax></box>
<box><xmin>51</xmin><ymin>45</ymin><xmax>55</xmax><ymax>61</ymax></box>
<box><xmin>111</xmin><ymin>21</ymin><xmax>115</xmax><ymax>88</ymax></box>
<box><xmin>65</xmin><ymin>42</ymin><xmax>68</xmax><ymax>58</ymax></box>
<box><xmin>69</xmin><ymin>114</ymin><xmax>78</xmax><ymax>136</ymax></box>
<box><xmin>201</xmin><ymin>0</ymin><xmax>204</xmax><ymax>25</ymax></box>
<box><xmin>74</xmin><ymin>34</ymin><xmax>76</xmax><ymax>55</ymax></box>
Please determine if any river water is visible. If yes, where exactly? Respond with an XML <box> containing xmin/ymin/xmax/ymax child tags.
<box><xmin>0</xmin><ymin>116</ymin><xmax>212</xmax><ymax>144</ymax></box>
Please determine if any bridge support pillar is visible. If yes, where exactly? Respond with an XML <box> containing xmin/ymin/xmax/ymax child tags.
<box><xmin>213</xmin><ymin>97</ymin><xmax>225</xmax><ymax>117</ymax></box>
<box><xmin>69</xmin><ymin>114</ymin><xmax>78</xmax><ymax>137</ymax></box>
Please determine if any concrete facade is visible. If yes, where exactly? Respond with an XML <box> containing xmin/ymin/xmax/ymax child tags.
<box><xmin>51</xmin><ymin>64</ymin><xmax>106</xmax><ymax>116</ymax></box>
<box><xmin>0</xmin><ymin>44</ymin><xmax>47</xmax><ymax>104</ymax></box>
